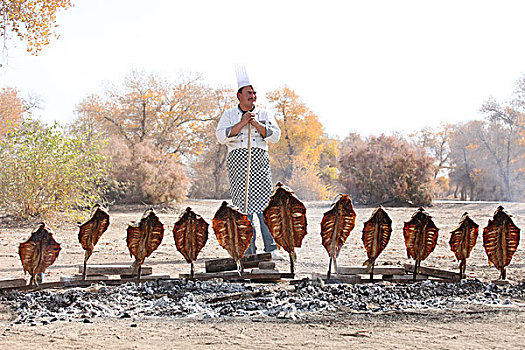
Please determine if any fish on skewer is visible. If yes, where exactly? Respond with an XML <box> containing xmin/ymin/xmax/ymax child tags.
<box><xmin>449</xmin><ymin>212</ymin><xmax>478</xmax><ymax>279</ymax></box>
<box><xmin>320</xmin><ymin>194</ymin><xmax>356</xmax><ymax>279</ymax></box>
<box><xmin>362</xmin><ymin>206</ymin><xmax>392</xmax><ymax>279</ymax></box>
<box><xmin>263</xmin><ymin>182</ymin><xmax>307</xmax><ymax>274</ymax></box>
<box><xmin>19</xmin><ymin>223</ymin><xmax>61</xmax><ymax>286</ymax></box>
<box><xmin>126</xmin><ymin>208</ymin><xmax>164</xmax><ymax>279</ymax></box>
<box><xmin>78</xmin><ymin>204</ymin><xmax>110</xmax><ymax>280</ymax></box>
<box><xmin>482</xmin><ymin>206</ymin><xmax>520</xmax><ymax>280</ymax></box>
<box><xmin>212</xmin><ymin>201</ymin><xmax>253</xmax><ymax>274</ymax></box>
<box><xmin>173</xmin><ymin>207</ymin><xmax>209</xmax><ymax>278</ymax></box>
<box><xmin>403</xmin><ymin>207</ymin><xmax>439</xmax><ymax>281</ymax></box>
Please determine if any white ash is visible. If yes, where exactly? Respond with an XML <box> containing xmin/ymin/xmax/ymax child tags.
<box><xmin>1</xmin><ymin>279</ymin><xmax>523</xmax><ymax>325</ymax></box>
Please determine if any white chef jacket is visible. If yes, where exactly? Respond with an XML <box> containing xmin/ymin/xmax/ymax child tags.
<box><xmin>216</xmin><ymin>106</ymin><xmax>281</xmax><ymax>152</ymax></box>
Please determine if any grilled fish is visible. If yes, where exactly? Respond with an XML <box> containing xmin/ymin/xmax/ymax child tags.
<box><xmin>19</xmin><ymin>223</ymin><xmax>61</xmax><ymax>285</ymax></box>
<box><xmin>263</xmin><ymin>182</ymin><xmax>307</xmax><ymax>274</ymax></box>
<box><xmin>173</xmin><ymin>207</ymin><xmax>209</xmax><ymax>278</ymax></box>
<box><xmin>126</xmin><ymin>208</ymin><xmax>164</xmax><ymax>278</ymax></box>
<box><xmin>212</xmin><ymin>201</ymin><xmax>253</xmax><ymax>273</ymax></box>
<box><xmin>320</xmin><ymin>194</ymin><xmax>356</xmax><ymax>278</ymax></box>
<box><xmin>482</xmin><ymin>206</ymin><xmax>520</xmax><ymax>280</ymax></box>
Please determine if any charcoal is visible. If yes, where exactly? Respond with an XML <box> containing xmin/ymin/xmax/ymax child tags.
<box><xmin>1</xmin><ymin>279</ymin><xmax>524</xmax><ymax>323</ymax></box>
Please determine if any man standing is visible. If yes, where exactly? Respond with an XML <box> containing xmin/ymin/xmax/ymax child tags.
<box><xmin>216</xmin><ymin>66</ymin><xmax>281</xmax><ymax>255</ymax></box>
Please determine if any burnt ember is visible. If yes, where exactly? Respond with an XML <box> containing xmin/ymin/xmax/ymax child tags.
<box><xmin>1</xmin><ymin>279</ymin><xmax>524</xmax><ymax>325</ymax></box>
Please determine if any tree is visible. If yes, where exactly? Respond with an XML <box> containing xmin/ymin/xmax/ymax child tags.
<box><xmin>408</xmin><ymin>124</ymin><xmax>453</xmax><ymax>197</ymax></box>
<box><xmin>70</xmin><ymin>70</ymin><xmax>220</xmax><ymax>204</ymax></box>
<box><xmin>189</xmin><ymin>87</ymin><xmax>236</xmax><ymax>199</ymax></box>
<box><xmin>448</xmin><ymin>116</ymin><xmax>525</xmax><ymax>201</ymax></box>
<box><xmin>339</xmin><ymin>134</ymin><xmax>435</xmax><ymax>206</ymax></box>
<box><xmin>72</xmin><ymin>70</ymin><xmax>215</xmax><ymax>158</ymax></box>
<box><xmin>479</xmin><ymin>98</ymin><xmax>524</xmax><ymax>200</ymax></box>
<box><xmin>408</xmin><ymin>124</ymin><xmax>452</xmax><ymax>178</ymax></box>
<box><xmin>448</xmin><ymin>120</ymin><xmax>486</xmax><ymax>200</ymax></box>
<box><xmin>318</xmin><ymin>137</ymin><xmax>341</xmax><ymax>196</ymax></box>
<box><xmin>1</xmin><ymin>0</ymin><xmax>73</xmax><ymax>57</ymax></box>
<box><xmin>0</xmin><ymin>119</ymin><xmax>108</xmax><ymax>223</ymax></box>
<box><xmin>0</xmin><ymin>86</ymin><xmax>24</xmax><ymax>136</ymax></box>
<box><xmin>266</xmin><ymin>86</ymin><xmax>336</xmax><ymax>200</ymax></box>
<box><xmin>445</xmin><ymin>74</ymin><xmax>525</xmax><ymax>202</ymax></box>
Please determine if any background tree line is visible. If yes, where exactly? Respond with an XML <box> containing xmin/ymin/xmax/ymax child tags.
<box><xmin>2</xmin><ymin>70</ymin><xmax>525</xmax><ymax>223</ymax></box>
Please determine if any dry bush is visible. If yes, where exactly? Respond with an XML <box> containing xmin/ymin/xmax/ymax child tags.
<box><xmin>104</xmin><ymin>138</ymin><xmax>189</xmax><ymax>204</ymax></box>
<box><xmin>188</xmin><ymin>143</ymin><xmax>230</xmax><ymax>199</ymax></box>
<box><xmin>287</xmin><ymin>167</ymin><xmax>330</xmax><ymax>201</ymax></box>
<box><xmin>339</xmin><ymin>134</ymin><xmax>435</xmax><ymax>206</ymax></box>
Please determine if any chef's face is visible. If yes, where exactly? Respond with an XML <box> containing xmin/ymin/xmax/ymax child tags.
<box><xmin>237</xmin><ymin>86</ymin><xmax>257</xmax><ymax>108</ymax></box>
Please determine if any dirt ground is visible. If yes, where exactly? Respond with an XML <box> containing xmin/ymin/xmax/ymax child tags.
<box><xmin>0</xmin><ymin>200</ymin><xmax>524</xmax><ymax>349</ymax></box>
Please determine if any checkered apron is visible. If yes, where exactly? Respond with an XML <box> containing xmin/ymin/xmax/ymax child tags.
<box><xmin>227</xmin><ymin>147</ymin><xmax>273</xmax><ymax>214</ymax></box>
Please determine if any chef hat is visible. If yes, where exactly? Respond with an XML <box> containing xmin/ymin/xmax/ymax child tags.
<box><xmin>235</xmin><ymin>64</ymin><xmax>252</xmax><ymax>90</ymax></box>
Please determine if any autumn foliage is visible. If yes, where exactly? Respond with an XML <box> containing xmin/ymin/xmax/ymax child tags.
<box><xmin>71</xmin><ymin>70</ymin><xmax>219</xmax><ymax>204</ymax></box>
<box><xmin>0</xmin><ymin>0</ymin><xmax>73</xmax><ymax>55</ymax></box>
<box><xmin>267</xmin><ymin>86</ymin><xmax>338</xmax><ymax>200</ymax></box>
<box><xmin>189</xmin><ymin>87</ymin><xmax>236</xmax><ymax>199</ymax></box>
<box><xmin>6</xmin><ymin>65</ymin><xmax>525</xmax><ymax>223</ymax></box>
<box><xmin>339</xmin><ymin>134</ymin><xmax>435</xmax><ymax>206</ymax></box>
<box><xmin>0</xmin><ymin>87</ymin><xmax>24</xmax><ymax>136</ymax></box>
<box><xmin>103</xmin><ymin>138</ymin><xmax>189</xmax><ymax>204</ymax></box>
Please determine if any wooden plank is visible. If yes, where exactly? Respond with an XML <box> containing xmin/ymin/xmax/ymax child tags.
<box><xmin>312</xmin><ymin>272</ymin><xmax>362</xmax><ymax>284</ymax></box>
<box><xmin>337</xmin><ymin>266</ymin><xmax>406</xmax><ymax>276</ymax></box>
<box><xmin>403</xmin><ymin>264</ymin><xmax>459</xmax><ymax>280</ymax></box>
<box><xmin>0</xmin><ymin>278</ymin><xmax>26</xmax><ymax>288</ymax></box>
<box><xmin>250</xmin><ymin>268</ymin><xmax>280</xmax><ymax>275</ymax></box>
<box><xmin>79</xmin><ymin>264</ymin><xmax>152</xmax><ymax>276</ymax></box>
<box><xmin>258</xmin><ymin>261</ymin><xmax>276</xmax><ymax>270</ymax></box>
<box><xmin>205</xmin><ymin>253</ymin><xmax>272</xmax><ymax>273</ymax></box>
<box><xmin>383</xmin><ymin>274</ymin><xmax>428</xmax><ymax>282</ymax></box>
<box><xmin>179</xmin><ymin>271</ymin><xmax>241</xmax><ymax>280</ymax></box>
<box><xmin>179</xmin><ymin>269</ymin><xmax>291</xmax><ymax>282</ymax></box>
<box><xmin>119</xmin><ymin>274</ymin><xmax>170</xmax><ymax>280</ymax></box>
<box><xmin>248</xmin><ymin>269</ymin><xmax>281</xmax><ymax>282</ymax></box>
<box><xmin>492</xmin><ymin>279</ymin><xmax>511</xmax><ymax>286</ymax></box>
<box><xmin>60</xmin><ymin>275</ymin><xmax>109</xmax><ymax>282</ymax></box>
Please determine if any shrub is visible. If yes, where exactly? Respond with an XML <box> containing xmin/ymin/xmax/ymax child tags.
<box><xmin>0</xmin><ymin>120</ymin><xmax>108</xmax><ymax>224</ymax></box>
<box><xmin>339</xmin><ymin>134</ymin><xmax>435</xmax><ymax>206</ymax></box>
<box><xmin>103</xmin><ymin>138</ymin><xmax>190</xmax><ymax>204</ymax></box>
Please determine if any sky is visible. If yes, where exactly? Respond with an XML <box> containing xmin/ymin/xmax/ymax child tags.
<box><xmin>1</xmin><ymin>0</ymin><xmax>525</xmax><ymax>138</ymax></box>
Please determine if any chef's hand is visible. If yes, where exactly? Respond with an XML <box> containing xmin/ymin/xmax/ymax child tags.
<box><xmin>241</xmin><ymin>112</ymin><xmax>255</xmax><ymax>126</ymax></box>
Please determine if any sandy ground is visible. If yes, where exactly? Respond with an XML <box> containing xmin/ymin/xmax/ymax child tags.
<box><xmin>0</xmin><ymin>200</ymin><xmax>524</xmax><ymax>349</ymax></box>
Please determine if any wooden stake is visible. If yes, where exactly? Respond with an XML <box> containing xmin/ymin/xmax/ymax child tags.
<box><xmin>459</xmin><ymin>259</ymin><xmax>466</xmax><ymax>280</ymax></box>
<box><xmin>243</xmin><ymin>124</ymin><xmax>252</xmax><ymax>213</ymax></box>
<box><xmin>413</xmin><ymin>260</ymin><xmax>420</xmax><ymax>281</ymax></box>
<box><xmin>82</xmin><ymin>255</ymin><xmax>88</xmax><ymax>280</ymax></box>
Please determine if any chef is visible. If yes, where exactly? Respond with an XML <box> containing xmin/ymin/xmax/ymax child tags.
<box><xmin>216</xmin><ymin>65</ymin><xmax>281</xmax><ymax>256</ymax></box>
